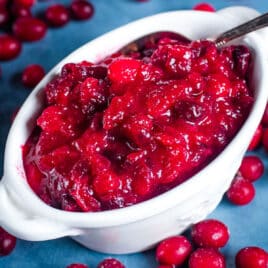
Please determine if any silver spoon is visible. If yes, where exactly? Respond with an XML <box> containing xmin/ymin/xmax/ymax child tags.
<box><xmin>120</xmin><ymin>12</ymin><xmax>268</xmax><ymax>54</ymax></box>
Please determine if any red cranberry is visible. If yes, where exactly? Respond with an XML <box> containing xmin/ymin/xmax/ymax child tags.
<box><xmin>97</xmin><ymin>258</ymin><xmax>125</xmax><ymax>268</ymax></box>
<box><xmin>45</xmin><ymin>4</ymin><xmax>70</xmax><ymax>27</ymax></box>
<box><xmin>191</xmin><ymin>219</ymin><xmax>230</xmax><ymax>248</ymax></box>
<box><xmin>0</xmin><ymin>227</ymin><xmax>17</xmax><ymax>256</ymax></box>
<box><xmin>262</xmin><ymin>128</ymin><xmax>268</xmax><ymax>151</ymax></box>
<box><xmin>71</xmin><ymin>0</ymin><xmax>94</xmax><ymax>20</ymax></box>
<box><xmin>188</xmin><ymin>248</ymin><xmax>226</xmax><ymax>268</ymax></box>
<box><xmin>22</xmin><ymin>64</ymin><xmax>45</xmax><ymax>88</ymax></box>
<box><xmin>0</xmin><ymin>34</ymin><xmax>22</xmax><ymax>61</ymax></box>
<box><xmin>261</xmin><ymin>102</ymin><xmax>268</xmax><ymax>126</ymax></box>
<box><xmin>248</xmin><ymin>124</ymin><xmax>263</xmax><ymax>150</ymax></box>
<box><xmin>236</xmin><ymin>247</ymin><xmax>268</xmax><ymax>268</ymax></box>
<box><xmin>239</xmin><ymin>155</ymin><xmax>264</xmax><ymax>182</ymax></box>
<box><xmin>157</xmin><ymin>265</ymin><xmax>175</xmax><ymax>268</ymax></box>
<box><xmin>13</xmin><ymin>0</ymin><xmax>35</xmax><ymax>8</ymax></box>
<box><xmin>193</xmin><ymin>2</ymin><xmax>216</xmax><ymax>12</ymax></box>
<box><xmin>66</xmin><ymin>264</ymin><xmax>88</xmax><ymax>268</ymax></box>
<box><xmin>11</xmin><ymin>4</ymin><xmax>32</xmax><ymax>18</ymax></box>
<box><xmin>0</xmin><ymin>7</ymin><xmax>9</xmax><ymax>27</ymax></box>
<box><xmin>156</xmin><ymin>236</ymin><xmax>192</xmax><ymax>266</ymax></box>
<box><xmin>226</xmin><ymin>176</ymin><xmax>255</xmax><ymax>205</ymax></box>
<box><xmin>13</xmin><ymin>17</ymin><xmax>47</xmax><ymax>42</ymax></box>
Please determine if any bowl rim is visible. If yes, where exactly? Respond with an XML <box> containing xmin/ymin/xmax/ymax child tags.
<box><xmin>3</xmin><ymin>6</ymin><xmax>268</xmax><ymax>228</ymax></box>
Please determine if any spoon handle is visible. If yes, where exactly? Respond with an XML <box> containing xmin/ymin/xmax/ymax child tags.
<box><xmin>215</xmin><ymin>12</ymin><xmax>268</xmax><ymax>47</ymax></box>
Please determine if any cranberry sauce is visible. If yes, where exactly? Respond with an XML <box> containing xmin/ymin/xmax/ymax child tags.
<box><xmin>23</xmin><ymin>37</ymin><xmax>253</xmax><ymax>212</ymax></box>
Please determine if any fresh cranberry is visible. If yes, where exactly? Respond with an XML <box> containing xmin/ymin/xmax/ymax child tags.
<box><xmin>193</xmin><ymin>2</ymin><xmax>216</xmax><ymax>12</ymax></box>
<box><xmin>13</xmin><ymin>0</ymin><xmax>35</xmax><ymax>8</ymax></box>
<box><xmin>97</xmin><ymin>258</ymin><xmax>125</xmax><ymax>268</ymax></box>
<box><xmin>0</xmin><ymin>227</ymin><xmax>17</xmax><ymax>256</ymax></box>
<box><xmin>262</xmin><ymin>128</ymin><xmax>268</xmax><ymax>152</ymax></box>
<box><xmin>71</xmin><ymin>0</ymin><xmax>94</xmax><ymax>20</ymax></box>
<box><xmin>261</xmin><ymin>102</ymin><xmax>268</xmax><ymax>126</ymax></box>
<box><xmin>226</xmin><ymin>176</ymin><xmax>255</xmax><ymax>205</ymax></box>
<box><xmin>157</xmin><ymin>266</ymin><xmax>175</xmax><ymax>268</ymax></box>
<box><xmin>156</xmin><ymin>236</ymin><xmax>192</xmax><ymax>266</ymax></box>
<box><xmin>45</xmin><ymin>4</ymin><xmax>70</xmax><ymax>27</ymax></box>
<box><xmin>0</xmin><ymin>7</ymin><xmax>9</xmax><ymax>27</ymax></box>
<box><xmin>66</xmin><ymin>264</ymin><xmax>88</xmax><ymax>268</ymax></box>
<box><xmin>11</xmin><ymin>4</ymin><xmax>32</xmax><ymax>18</ymax></box>
<box><xmin>235</xmin><ymin>247</ymin><xmax>268</xmax><ymax>268</ymax></box>
<box><xmin>188</xmin><ymin>248</ymin><xmax>226</xmax><ymax>268</ymax></box>
<box><xmin>22</xmin><ymin>64</ymin><xmax>45</xmax><ymax>88</ymax></box>
<box><xmin>191</xmin><ymin>219</ymin><xmax>230</xmax><ymax>248</ymax></box>
<box><xmin>239</xmin><ymin>155</ymin><xmax>264</xmax><ymax>182</ymax></box>
<box><xmin>0</xmin><ymin>34</ymin><xmax>22</xmax><ymax>61</ymax></box>
<box><xmin>248</xmin><ymin>124</ymin><xmax>263</xmax><ymax>150</ymax></box>
<box><xmin>13</xmin><ymin>17</ymin><xmax>47</xmax><ymax>42</ymax></box>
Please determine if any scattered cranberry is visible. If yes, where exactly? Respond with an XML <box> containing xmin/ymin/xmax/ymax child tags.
<box><xmin>239</xmin><ymin>155</ymin><xmax>264</xmax><ymax>182</ymax></box>
<box><xmin>11</xmin><ymin>4</ymin><xmax>32</xmax><ymax>18</ymax></box>
<box><xmin>0</xmin><ymin>34</ymin><xmax>22</xmax><ymax>61</ymax></box>
<box><xmin>45</xmin><ymin>4</ymin><xmax>70</xmax><ymax>27</ymax></box>
<box><xmin>157</xmin><ymin>265</ymin><xmax>175</xmax><ymax>268</ymax></box>
<box><xmin>0</xmin><ymin>7</ymin><xmax>9</xmax><ymax>27</ymax></box>
<box><xmin>0</xmin><ymin>227</ymin><xmax>17</xmax><ymax>256</ymax></box>
<box><xmin>226</xmin><ymin>176</ymin><xmax>255</xmax><ymax>205</ymax></box>
<box><xmin>193</xmin><ymin>2</ymin><xmax>216</xmax><ymax>12</ymax></box>
<box><xmin>66</xmin><ymin>264</ymin><xmax>88</xmax><ymax>268</ymax></box>
<box><xmin>235</xmin><ymin>247</ymin><xmax>268</xmax><ymax>268</ymax></box>
<box><xmin>188</xmin><ymin>248</ymin><xmax>226</xmax><ymax>268</ymax></box>
<box><xmin>13</xmin><ymin>0</ymin><xmax>35</xmax><ymax>8</ymax></box>
<box><xmin>97</xmin><ymin>258</ymin><xmax>125</xmax><ymax>268</ymax></box>
<box><xmin>22</xmin><ymin>64</ymin><xmax>45</xmax><ymax>88</ymax></box>
<box><xmin>262</xmin><ymin>128</ymin><xmax>268</xmax><ymax>152</ymax></box>
<box><xmin>248</xmin><ymin>125</ymin><xmax>263</xmax><ymax>151</ymax></box>
<box><xmin>13</xmin><ymin>16</ymin><xmax>47</xmax><ymax>42</ymax></box>
<box><xmin>156</xmin><ymin>236</ymin><xmax>192</xmax><ymax>266</ymax></box>
<box><xmin>191</xmin><ymin>219</ymin><xmax>230</xmax><ymax>248</ymax></box>
<box><xmin>71</xmin><ymin>0</ymin><xmax>94</xmax><ymax>20</ymax></box>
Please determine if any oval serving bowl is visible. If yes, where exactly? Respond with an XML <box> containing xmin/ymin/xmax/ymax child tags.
<box><xmin>0</xmin><ymin>6</ymin><xmax>268</xmax><ymax>254</ymax></box>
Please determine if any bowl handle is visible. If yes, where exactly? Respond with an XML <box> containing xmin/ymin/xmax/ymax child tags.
<box><xmin>0</xmin><ymin>180</ymin><xmax>81</xmax><ymax>241</ymax></box>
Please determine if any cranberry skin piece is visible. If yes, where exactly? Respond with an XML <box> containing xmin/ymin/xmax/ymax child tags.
<box><xmin>262</xmin><ymin>128</ymin><xmax>268</xmax><ymax>152</ymax></box>
<box><xmin>0</xmin><ymin>227</ymin><xmax>17</xmax><ymax>256</ymax></box>
<box><xmin>45</xmin><ymin>4</ymin><xmax>70</xmax><ymax>27</ymax></box>
<box><xmin>226</xmin><ymin>176</ymin><xmax>255</xmax><ymax>205</ymax></box>
<box><xmin>191</xmin><ymin>219</ymin><xmax>230</xmax><ymax>248</ymax></box>
<box><xmin>239</xmin><ymin>155</ymin><xmax>264</xmax><ymax>182</ymax></box>
<box><xmin>97</xmin><ymin>258</ymin><xmax>125</xmax><ymax>268</ymax></box>
<box><xmin>22</xmin><ymin>64</ymin><xmax>45</xmax><ymax>88</ymax></box>
<box><xmin>235</xmin><ymin>247</ymin><xmax>268</xmax><ymax>268</ymax></box>
<box><xmin>71</xmin><ymin>0</ymin><xmax>94</xmax><ymax>20</ymax></box>
<box><xmin>13</xmin><ymin>0</ymin><xmax>35</xmax><ymax>8</ymax></box>
<box><xmin>188</xmin><ymin>248</ymin><xmax>226</xmax><ymax>268</ymax></box>
<box><xmin>13</xmin><ymin>17</ymin><xmax>47</xmax><ymax>42</ymax></box>
<box><xmin>156</xmin><ymin>236</ymin><xmax>192</xmax><ymax>265</ymax></box>
<box><xmin>0</xmin><ymin>34</ymin><xmax>22</xmax><ymax>61</ymax></box>
<box><xmin>193</xmin><ymin>3</ymin><xmax>216</xmax><ymax>12</ymax></box>
<box><xmin>66</xmin><ymin>264</ymin><xmax>88</xmax><ymax>268</ymax></box>
<box><xmin>0</xmin><ymin>0</ymin><xmax>7</xmax><ymax>7</ymax></box>
<box><xmin>248</xmin><ymin>125</ymin><xmax>263</xmax><ymax>151</ymax></box>
<box><xmin>0</xmin><ymin>7</ymin><xmax>9</xmax><ymax>27</ymax></box>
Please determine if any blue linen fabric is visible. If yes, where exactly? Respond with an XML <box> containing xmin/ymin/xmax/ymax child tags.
<box><xmin>1</xmin><ymin>0</ymin><xmax>268</xmax><ymax>267</ymax></box>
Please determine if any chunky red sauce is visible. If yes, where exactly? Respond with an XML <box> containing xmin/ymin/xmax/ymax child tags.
<box><xmin>23</xmin><ymin>36</ymin><xmax>253</xmax><ymax>212</ymax></box>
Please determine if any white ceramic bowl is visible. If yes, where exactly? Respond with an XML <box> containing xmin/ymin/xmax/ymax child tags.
<box><xmin>1</xmin><ymin>6</ymin><xmax>268</xmax><ymax>254</ymax></box>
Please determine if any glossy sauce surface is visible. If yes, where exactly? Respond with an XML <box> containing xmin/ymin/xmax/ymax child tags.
<box><xmin>23</xmin><ymin>37</ymin><xmax>253</xmax><ymax>212</ymax></box>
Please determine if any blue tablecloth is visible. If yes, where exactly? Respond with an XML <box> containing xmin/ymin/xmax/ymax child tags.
<box><xmin>1</xmin><ymin>0</ymin><xmax>268</xmax><ymax>267</ymax></box>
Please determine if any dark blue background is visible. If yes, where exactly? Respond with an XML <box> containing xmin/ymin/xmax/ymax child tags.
<box><xmin>1</xmin><ymin>1</ymin><xmax>268</xmax><ymax>267</ymax></box>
